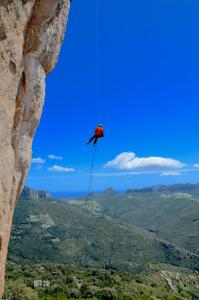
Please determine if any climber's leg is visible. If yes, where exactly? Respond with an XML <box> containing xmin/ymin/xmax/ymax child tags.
<box><xmin>87</xmin><ymin>135</ymin><xmax>97</xmax><ymax>144</ymax></box>
<box><xmin>93</xmin><ymin>137</ymin><xmax>99</xmax><ymax>145</ymax></box>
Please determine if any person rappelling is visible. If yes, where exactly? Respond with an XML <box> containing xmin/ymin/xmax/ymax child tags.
<box><xmin>87</xmin><ymin>124</ymin><xmax>104</xmax><ymax>146</ymax></box>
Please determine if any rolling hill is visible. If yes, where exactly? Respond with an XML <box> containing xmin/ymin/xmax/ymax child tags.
<box><xmin>68</xmin><ymin>185</ymin><xmax>199</xmax><ymax>256</ymax></box>
<box><xmin>8</xmin><ymin>193</ymin><xmax>199</xmax><ymax>272</ymax></box>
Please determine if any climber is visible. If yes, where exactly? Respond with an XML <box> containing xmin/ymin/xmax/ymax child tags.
<box><xmin>87</xmin><ymin>124</ymin><xmax>104</xmax><ymax>146</ymax></box>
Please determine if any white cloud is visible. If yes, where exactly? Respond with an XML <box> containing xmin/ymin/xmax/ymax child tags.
<box><xmin>32</xmin><ymin>157</ymin><xmax>46</xmax><ymax>164</ymax></box>
<box><xmin>104</xmin><ymin>152</ymin><xmax>184</xmax><ymax>171</ymax></box>
<box><xmin>193</xmin><ymin>164</ymin><xmax>199</xmax><ymax>168</ymax></box>
<box><xmin>48</xmin><ymin>154</ymin><xmax>63</xmax><ymax>160</ymax></box>
<box><xmin>48</xmin><ymin>165</ymin><xmax>75</xmax><ymax>173</ymax></box>
<box><xmin>160</xmin><ymin>172</ymin><xmax>181</xmax><ymax>177</ymax></box>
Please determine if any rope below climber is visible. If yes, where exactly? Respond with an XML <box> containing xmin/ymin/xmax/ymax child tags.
<box><xmin>75</xmin><ymin>126</ymin><xmax>104</xmax><ymax>245</ymax></box>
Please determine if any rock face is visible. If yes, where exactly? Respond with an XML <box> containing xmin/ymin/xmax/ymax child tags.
<box><xmin>21</xmin><ymin>186</ymin><xmax>51</xmax><ymax>200</ymax></box>
<box><xmin>0</xmin><ymin>1</ymin><xmax>70</xmax><ymax>297</ymax></box>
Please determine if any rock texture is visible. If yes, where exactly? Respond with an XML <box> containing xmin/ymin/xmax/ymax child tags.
<box><xmin>0</xmin><ymin>1</ymin><xmax>70</xmax><ymax>297</ymax></box>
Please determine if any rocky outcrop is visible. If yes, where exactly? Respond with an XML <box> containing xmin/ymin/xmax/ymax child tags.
<box><xmin>0</xmin><ymin>1</ymin><xmax>70</xmax><ymax>297</ymax></box>
<box><xmin>21</xmin><ymin>186</ymin><xmax>51</xmax><ymax>200</ymax></box>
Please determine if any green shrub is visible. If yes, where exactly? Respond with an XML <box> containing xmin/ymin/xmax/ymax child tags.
<box><xmin>95</xmin><ymin>287</ymin><xmax>117</xmax><ymax>299</ymax></box>
<box><xmin>4</xmin><ymin>280</ymin><xmax>38</xmax><ymax>300</ymax></box>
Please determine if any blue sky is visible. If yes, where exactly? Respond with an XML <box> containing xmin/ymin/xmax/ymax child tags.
<box><xmin>27</xmin><ymin>0</ymin><xmax>199</xmax><ymax>194</ymax></box>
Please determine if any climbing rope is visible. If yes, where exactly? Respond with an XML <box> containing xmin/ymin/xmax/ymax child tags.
<box><xmin>75</xmin><ymin>0</ymin><xmax>102</xmax><ymax>246</ymax></box>
<box><xmin>75</xmin><ymin>144</ymin><xmax>98</xmax><ymax>247</ymax></box>
<box><xmin>84</xmin><ymin>144</ymin><xmax>98</xmax><ymax>211</ymax></box>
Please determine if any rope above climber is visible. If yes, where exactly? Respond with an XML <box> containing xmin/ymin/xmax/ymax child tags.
<box><xmin>86</xmin><ymin>124</ymin><xmax>104</xmax><ymax>146</ymax></box>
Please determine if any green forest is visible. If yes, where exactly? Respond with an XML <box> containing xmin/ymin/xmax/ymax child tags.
<box><xmin>4</xmin><ymin>184</ymin><xmax>199</xmax><ymax>299</ymax></box>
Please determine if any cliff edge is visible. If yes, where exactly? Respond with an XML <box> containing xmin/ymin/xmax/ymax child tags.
<box><xmin>0</xmin><ymin>1</ymin><xmax>70</xmax><ymax>297</ymax></box>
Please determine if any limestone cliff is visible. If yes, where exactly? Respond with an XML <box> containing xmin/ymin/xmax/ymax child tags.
<box><xmin>0</xmin><ymin>1</ymin><xmax>70</xmax><ymax>297</ymax></box>
<box><xmin>21</xmin><ymin>186</ymin><xmax>51</xmax><ymax>200</ymax></box>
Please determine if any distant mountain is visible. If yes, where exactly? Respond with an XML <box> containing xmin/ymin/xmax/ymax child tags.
<box><xmin>127</xmin><ymin>183</ymin><xmax>199</xmax><ymax>194</ymax></box>
<box><xmin>102</xmin><ymin>188</ymin><xmax>118</xmax><ymax>196</ymax></box>
<box><xmin>20</xmin><ymin>186</ymin><xmax>51</xmax><ymax>200</ymax></box>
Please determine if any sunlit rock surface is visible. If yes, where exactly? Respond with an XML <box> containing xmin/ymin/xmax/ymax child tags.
<box><xmin>0</xmin><ymin>1</ymin><xmax>70</xmax><ymax>297</ymax></box>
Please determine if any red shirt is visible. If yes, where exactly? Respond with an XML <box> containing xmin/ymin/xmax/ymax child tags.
<box><xmin>95</xmin><ymin>127</ymin><xmax>104</xmax><ymax>137</ymax></box>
